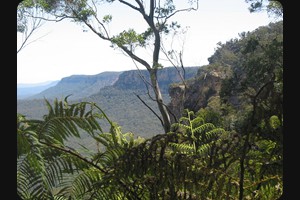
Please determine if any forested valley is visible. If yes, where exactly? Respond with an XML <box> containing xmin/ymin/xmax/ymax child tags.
<box><xmin>17</xmin><ymin>18</ymin><xmax>283</xmax><ymax>199</ymax></box>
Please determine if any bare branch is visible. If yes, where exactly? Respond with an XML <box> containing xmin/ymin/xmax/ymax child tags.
<box><xmin>134</xmin><ymin>92</ymin><xmax>164</xmax><ymax>128</ymax></box>
<box><xmin>18</xmin><ymin>32</ymin><xmax>50</xmax><ymax>54</ymax></box>
<box><xmin>17</xmin><ymin>7</ymin><xmax>48</xmax><ymax>53</ymax></box>
<box><xmin>160</xmin><ymin>42</ymin><xmax>188</xmax><ymax>89</ymax></box>
<box><xmin>165</xmin><ymin>4</ymin><xmax>198</xmax><ymax>21</ymax></box>
<box><xmin>118</xmin><ymin>0</ymin><xmax>140</xmax><ymax>11</ymax></box>
<box><xmin>119</xmin><ymin>45</ymin><xmax>152</xmax><ymax>70</ymax></box>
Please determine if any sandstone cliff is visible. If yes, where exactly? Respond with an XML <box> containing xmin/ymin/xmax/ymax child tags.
<box><xmin>168</xmin><ymin>66</ymin><xmax>225</xmax><ymax>122</ymax></box>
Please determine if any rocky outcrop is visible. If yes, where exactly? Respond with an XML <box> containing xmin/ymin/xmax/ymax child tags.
<box><xmin>168</xmin><ymin>67</ymin><xmax>224</xmax><ymax>122</ymax></box>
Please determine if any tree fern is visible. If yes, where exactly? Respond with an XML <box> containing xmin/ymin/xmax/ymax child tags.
<box><xmin>169</xmin><ymin>109</ymin><xmax>225</xmax><ymax>156</ymax></box>
<box><xmin>17</xmin><ymin>99</ymin><xmax>282</xmax><ymax>199</ymax></box>
<box><xmin>17</xmin><ymin>97</ymin><xmax>147</xmax><ymax>199</ymax></box>
<box><xmin>17</xmin><ymin>97</ymin><xmax>112</xmax><ymax>198</ymax></box>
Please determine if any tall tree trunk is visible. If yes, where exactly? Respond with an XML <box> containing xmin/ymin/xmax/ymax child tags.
<box><xmin>149</xmin><ymin>69</ymin><xmax>171</xmax><ymax>133</ymax></box>
<box><xmin>149</xmin><ymin>13</ymin><xmax>172</xmax><ymax>133</ymax></box>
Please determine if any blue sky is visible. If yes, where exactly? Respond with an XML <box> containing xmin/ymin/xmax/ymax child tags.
<box><xmin>17</xmin><ymin>0</ymin><xmax>275</xmax><ymax>84</ymax></box>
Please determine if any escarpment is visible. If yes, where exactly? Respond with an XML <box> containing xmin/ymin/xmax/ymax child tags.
<box><xmin>168</xmin><ymin>67</ymin><xmax>224</xmax><ymax>122</ymax></box>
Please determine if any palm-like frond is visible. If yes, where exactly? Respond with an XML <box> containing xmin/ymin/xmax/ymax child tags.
<box><xmin>17</xmin><ymin>97</ymin><xmax>146</xmax><ymax>199</ymax></box>
<box><xmin>17</xmin><ymin>155</ymin><xmax>56</xmax><ymax>200</ymax></box>
<box><xmin>170</xmin><ymin>109</ymin><xmax>225</xmax><ymax>155</ymax></box>
<box><xmin>40</xmin><ymin>98</ymin><xmax>104</xmax><ymax>143</ymax></box>
<box><xmin>18</xmin><ymin>98</ymin><xmax>282</xmax><ymax>199</ymax></box>
<box><xmin>169</xmin><ymin>142</ymin><xmax>194</xmax><ymax>154</ymax></box>
<box><xmin>17</xmin><ymin>97</ymin><xmax>113</xmax><ymax>199</ymax></box>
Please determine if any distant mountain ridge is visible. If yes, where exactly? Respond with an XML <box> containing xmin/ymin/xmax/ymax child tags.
<box><xmin>26</xmin><ymin>71</ymin><xmax>122</xmax><ymax>100</ymax></box>
<box><xmin>17</xmin><ymin>66</ymin><xmax>200</xmax><ymax>137</ymax></box>
<box><xmin>17</xmin><ymin>21</ymin><xmax>282</xmax><ymax>143</ymax></box>
<box><xmin>20</xmin><ymin>67</ymin><xmax>199</xmax><ymax>101</ymax></box>
<box><xmin>17</xmin><ymin>80</ymin><xmax>59</xmax><ymax>99</ymax></box>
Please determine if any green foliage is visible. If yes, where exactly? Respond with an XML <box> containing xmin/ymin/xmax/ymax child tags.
<box><xmin>155</xmin><ymin>0</ymin><xmax>175</xmax><ymax>17</ymax></box>
<box><xmin>17</xmin><ymin>97</ymin><xmax>107</xmax><ymax>199</ymax></box>
<box><xmin>111</xmin><ymin>29</ymin><xmax>146</xmax><ymax>49</ymax></box>
<box><xmin>217</xmin><ymin>21</ymin><xmax>283</xmax><ymax>108</ymax></box>
<box><xmin>203</xmin><ymin>20</ymin><xmax>283</xmax><ymax>199</ymax></box>
<box><xmin>17</xmin><ymin>12</ymin><xmax>283</xmax><ymax>200</ymax></box>
<box><xmin>102</xmin><ymin>14</ymin><xmax>112</xmax><ymax>23</ymax></box>
<box><xmin>269</xmin><ymin>115</ymin><xmax>281</xmax><ymax>130</ymax></box>
<box><xmin>245</xmin><ymin>0</ymin><xmax>283</xmax><ymax>19</ymax></box>
<box><xmin>170</xmin><ymin>109</ymin><xmax>223</xmax><ymax>155</ymax></box>
<box><xmin>17</xmin><ymin>95</ymin><xmax>282</xmax><ymax>199</ymax></box>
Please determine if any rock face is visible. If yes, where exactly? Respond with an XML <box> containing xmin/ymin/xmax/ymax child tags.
<box><xmin>113</xmin><ymin>67</ymin><xmax>200</xmax><ymax>93</ymax></box>
<box><xmin>168</xmin><ymin>67</ymin><xmax>223</xmax><ymax>122</ymax></box>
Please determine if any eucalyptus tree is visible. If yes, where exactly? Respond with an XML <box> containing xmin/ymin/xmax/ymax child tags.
<box><xmin>17</xmin><ymin>0</ymin><xmax>199</xmax><ymax>133</ymax></box>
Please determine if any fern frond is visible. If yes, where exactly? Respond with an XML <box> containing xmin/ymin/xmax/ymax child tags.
<box><xmin>169</xmin><ymin>143</ymin><xmax>194</xmax><ymax>154</ymax></box>
<box><xmin>191</xmin><ymin>116</ymin><xmax>205</xmax><ymax>127</ymax></box>
<box><xmin>178</xmin><ymin>116</ymin><xmax>190</xmax><ymax>123</ymax></box>
<box><xmin>196</xmin><ymin>143</ymin><xmax>213</xmax><ymax>156</ymax></box>
<box><xmin>202</xmin><ymin>128</ymin><xmax>225</xmax><ymax>141</ymax></box>
<box><xmin>66</xmin><ymin>167</ymin><xmax>104</xmax><ymax>199</ymax></box>
<box><xmin>193</xmin><ymin>123</ymin><xmax>216</xmax><ymax>134</ymax></box>
<box><xmin>17</xmin><ymin>98</ymin><xmax>115</xmax><ymax>199</ymax></box>
<box><xmin>17</xmin><ymin>154</ymin><xmax>55</xmax><ymax>199</ymax></box>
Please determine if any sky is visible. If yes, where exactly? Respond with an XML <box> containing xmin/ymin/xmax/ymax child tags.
<box><xmin>17</xmin><ymin>0</ymin><xmax>276</xmax><ymax>84</ymax></box>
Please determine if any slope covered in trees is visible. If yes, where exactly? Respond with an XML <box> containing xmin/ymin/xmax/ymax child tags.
<box><xmin>28</xmin><ymin>71</ymin><xmax>122</xmax><ymax>100</ymax></box>
<box><xmin>17</xmin><ymin>20</ymin><xmax>283</xmax><ymax>199</ymax></box>
<box><xmin>169</xmin><ymin>20</ymin><xmax>283</xmax><ymax>124</ymax></box>
<box><xmin>17</xmin><ymin>67</ymin><xmax>199</xmax><ymax>138</ymax></box>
